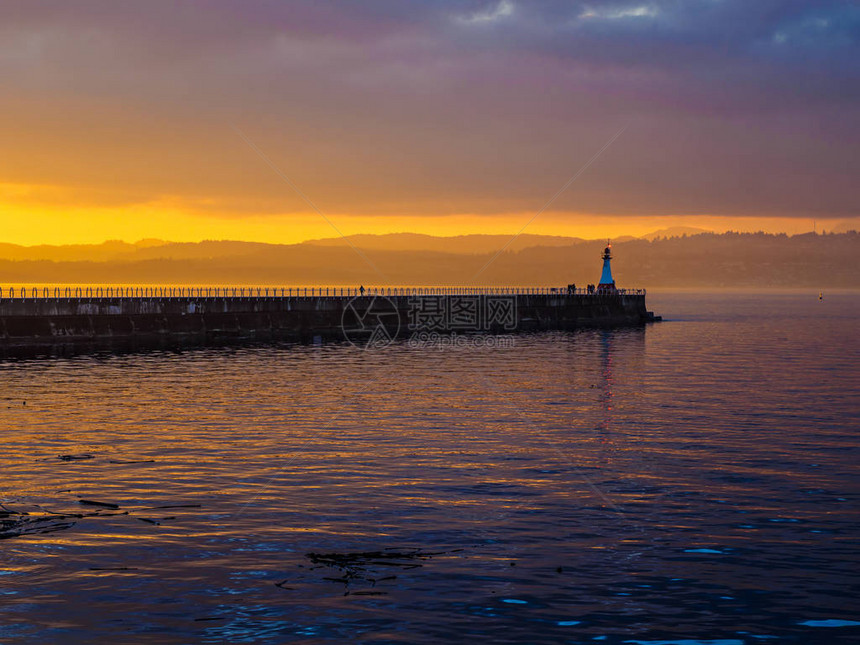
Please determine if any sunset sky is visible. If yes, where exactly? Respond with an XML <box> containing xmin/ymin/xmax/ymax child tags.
<box><xmin>1</xmin><ymin>1</ymin><xmax>858</xmax><ymax>246</ymax></box>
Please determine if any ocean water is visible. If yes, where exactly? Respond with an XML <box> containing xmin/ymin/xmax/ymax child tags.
<box><xmin>1</xmin><ymin>292</ymin><xmax>858</xmax><ymax>644</ymax></box>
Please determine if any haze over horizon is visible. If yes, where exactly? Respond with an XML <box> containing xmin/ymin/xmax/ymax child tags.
<box><xmin>1</xmin><ymin>231</ymin><xmax>856</xmax><ymax>289</ymax></box>
<box><xmin>3</xmin><ymin>223</ymin><xmax>860</xmax><ymax>250</ymax></box>
<box><xmin>1</xmin><ymin>1</ymin><xmax>858</xmax><ymax>248</ymax></box>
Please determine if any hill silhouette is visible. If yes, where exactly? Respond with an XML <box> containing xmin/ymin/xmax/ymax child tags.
<box><xmin>641</xmin><ymin>226</ymin><xmax>712</xmax><ymax>241</ymax></box>
<box><xmin>0</xmin><ymin>231</ymin><xmax>856</xmax><ymax>288</ymax></box>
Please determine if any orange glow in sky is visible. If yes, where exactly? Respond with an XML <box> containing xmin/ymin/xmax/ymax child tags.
<box><xmin>1</xmin><ymin>3</ymin><xmax>857</xmax><ymax>249</ymax></box>
<box><xmin>0</xmin><ymin>182</ymin><xmax>848</xmax><ymax>247</ymax></box>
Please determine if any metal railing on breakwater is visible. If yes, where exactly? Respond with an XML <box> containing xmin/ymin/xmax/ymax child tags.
<box><xmin>0</xmin><ymin>285</ymin><xmax>646</xmax><ymax>300</ymax></box>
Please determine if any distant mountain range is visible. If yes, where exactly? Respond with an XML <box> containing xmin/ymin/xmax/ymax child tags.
<box><xmin>0</xmin><ymin>229</ymin><xmax>857</xmax><ymax>288</ymax></box>
<box><xmin>0</xmin><ymin>227</ymin><xmax>712</xmax><ymax>262</ymax></box>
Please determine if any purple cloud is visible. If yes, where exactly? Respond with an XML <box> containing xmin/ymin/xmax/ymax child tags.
<box><xmin>0</xmin><ymin>0</ymin><xmax>857</xmax><ymax>218</ymax></box>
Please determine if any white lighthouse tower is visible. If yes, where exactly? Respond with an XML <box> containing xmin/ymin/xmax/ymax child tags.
<box><xmin>597</xmin><ymin>240</ymin><xmax>616</xmax><ymax>292</ymax></box>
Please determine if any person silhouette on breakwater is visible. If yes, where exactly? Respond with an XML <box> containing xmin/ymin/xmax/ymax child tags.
<box><xmin>359</xmin><ymin>285</ymin><xmax>365</xmax><ymax>296</ymax></box>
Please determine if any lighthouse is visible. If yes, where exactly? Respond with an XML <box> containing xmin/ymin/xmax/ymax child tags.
<box><xmin>597</xmin><ymin>241</ymin><xmax>616</xmax><ymax>292</ymax></box>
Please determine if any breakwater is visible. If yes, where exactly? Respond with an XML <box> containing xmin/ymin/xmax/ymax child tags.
<box><xmin>0</xmin><ymin>286</ymin><xmax>657</xmax><ymax>354</ymax></box>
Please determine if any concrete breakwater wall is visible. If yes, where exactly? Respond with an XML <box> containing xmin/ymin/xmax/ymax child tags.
<box><xmin>0</xmin><ymin>292</ymin><xmax>655</xmax><ymax>351</ymax></box>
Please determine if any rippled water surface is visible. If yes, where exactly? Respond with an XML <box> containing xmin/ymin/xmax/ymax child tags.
<box><xmin>2</xmin><ymin>292</ymin><xmax>858</xmax><ymax>644</ymax></box>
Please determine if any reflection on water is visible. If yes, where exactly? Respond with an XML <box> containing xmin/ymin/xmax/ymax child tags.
<box><xmin>1</xmin><ymin>293</ymin><xmax>858</xmax><ymax>643</ymax></box>
<box><xmin>596</xmin><ymin>330</ymin><xmax>623</xmax><ymax>459</ymax></box>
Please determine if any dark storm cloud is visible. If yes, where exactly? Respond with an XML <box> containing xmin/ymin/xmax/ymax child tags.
<box><xmin>0</xmin><ymin>0</ymin><xmax>857</xmax><ymax>217</ymax></box>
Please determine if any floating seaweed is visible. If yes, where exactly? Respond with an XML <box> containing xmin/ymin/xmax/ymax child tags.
<box><xmin>307</xmin><ymin>548</ymin><xmax>445</xmax><ymax>570</ymax></box>
<box><xmin>0</xmin><ymin>497</ymin><xmax>196</xmax><ymax>541</ymax></box>
<box><xmin>78</xmin><ymin>499</ymin><xmax>120</xmax><ymax>509</ymax></box>
<box><xmin>1</xmin><ymin>510</ymin><xmax>78</xmax><ymax>540</ymax></box>
<box><xmin>277</xmin><ymin>549</ymin><xmax>448</xmax><ymax>595</ymax></box>
<box><xmin>54</xmin><ymin>454</ymin><xmax>157</xmax><ymax>464</ymax></box>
